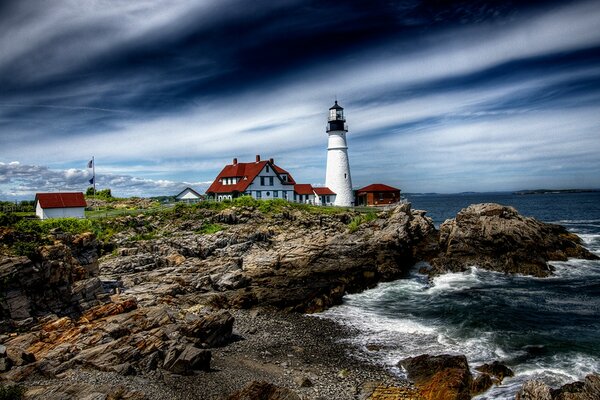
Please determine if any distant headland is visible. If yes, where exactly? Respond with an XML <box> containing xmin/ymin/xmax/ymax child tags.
<box><xmin>513</xmin><ymin>189</ymin><xmax>600</xmax><ymax>195</ymax></box>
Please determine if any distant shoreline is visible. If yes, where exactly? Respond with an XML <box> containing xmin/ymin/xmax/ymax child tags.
<box><xmin>512</xmin><ymin>189</ymin><xmax>600</xmax><ymax>195</ymax></box>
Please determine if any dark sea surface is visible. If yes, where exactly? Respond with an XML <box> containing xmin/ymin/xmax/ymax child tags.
<box><xmin>321</xmin><ymin>192</ymin><xmax>600</xmax><ymax>399</ymax></box>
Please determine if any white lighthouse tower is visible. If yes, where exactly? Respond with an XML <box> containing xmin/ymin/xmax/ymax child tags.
<box><xmin>325</xmin><ymin>101</ymin><xmax>353</xmax><ymax>207</ymax></box>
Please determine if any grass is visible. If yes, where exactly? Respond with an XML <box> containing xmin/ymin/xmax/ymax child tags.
<box><xmin>195</xmin><ymin>223</ymin><xmax>224</xmax><ymax>235</ymax></box>
<box><xmin>347</xmin><ymin>212</ymin><xmax>378</xmax><ymax>233</ymax></box>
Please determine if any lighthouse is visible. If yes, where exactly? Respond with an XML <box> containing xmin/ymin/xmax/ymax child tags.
<box><xmin>325</xmin><ymin>101</ymin><xmax>353</xmax><ymax>207</ymax></box>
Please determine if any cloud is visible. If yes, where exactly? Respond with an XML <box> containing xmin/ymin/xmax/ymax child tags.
<box><xmin>1</xmin><ymin>1</ymin><xmax>599</xmax><ymax>195</ymax></box>
<box><xmin>0</xmin><ymin>161</ymin><xmax>209</xmax><ymax>199</ymax></box>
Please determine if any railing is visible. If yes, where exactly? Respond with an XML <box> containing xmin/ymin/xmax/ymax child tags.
<box><xmin>326</xmin><ymin>123</ymin><xmax>348</xmax><ymax>132</ymax></box>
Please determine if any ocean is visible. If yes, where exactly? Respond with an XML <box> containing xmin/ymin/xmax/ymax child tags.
<box><xmin>321</xmin><ymin>192</ymin><xmax>600</xmax><ymax>399</ymax></box>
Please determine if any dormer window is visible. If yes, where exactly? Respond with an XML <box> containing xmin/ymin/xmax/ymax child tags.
<box><xmin>281</xmin><ymin>175</ymin><xmax>287</xmax><ymax>182</ymax></box>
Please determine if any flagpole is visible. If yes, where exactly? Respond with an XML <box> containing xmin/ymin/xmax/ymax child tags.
<box><xmin>92</xmin><ymin>156</ymin><xmax>96</xmax><ymax>195</ymax></box>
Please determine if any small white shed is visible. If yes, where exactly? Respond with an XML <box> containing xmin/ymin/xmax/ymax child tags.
<box><xmin>175</xmin><ymin>187</ymin><xmax>203</xmax><ymax>203</ymax></box>
<box><xmin>35</xmin><ymin>192</ymin><xmax>87</xmax><ymax>220</ymax></box>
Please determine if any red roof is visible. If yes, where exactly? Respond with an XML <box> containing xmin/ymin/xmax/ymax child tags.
<box><xmin>357</xmin><ymin>183</ymin><xmax>400</xmax><ymax>193</ymax></box>
<box><xmin>206</xmin><ymin>159</ymin><xmax>296</xmax><ymax>194</ymax></box>
<box><xmin>293</xmin><ymin>184</ymin><xmax>314</xmax><ymax>195</ymax></box>
<box><xmin>313</xmin><ymin>187</ymin><xmax>335</xmax><ymax>195</ymax></box>
<box><xmin>35</xmin><ymin>192</ymin><xmax>87</xmax><ymax>209</ymax></box>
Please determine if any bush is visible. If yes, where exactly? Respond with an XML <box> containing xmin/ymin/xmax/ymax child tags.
<box><xmin>347</xmin><ymin>212</ymin><xmax>378</xmax><ymax>233</ymax></box>
<box><xmin>195</xmin><ymin>223</ymin><xmax>224</xmax><ymax>234</ymax></box>
<box><xmin>0</xmin><ymin>384</ymin><xmax>25</xmax><ymax>399</ymax></box>
<box><xmin>0</xmin><ymin>212</ymin><xmax>20</xmax><ymax>227</ymax></box>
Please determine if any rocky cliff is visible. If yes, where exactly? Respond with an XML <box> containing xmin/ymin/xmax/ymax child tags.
<box><xmin>0</xmin><ymin>200</ymin><xmax>597</xmax><ymax>399</ymax></box>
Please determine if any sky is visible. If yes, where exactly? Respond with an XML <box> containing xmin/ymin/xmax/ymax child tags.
<box><xmin>1</xmin><ymin>0</ymin><xmax>600</xmax><ymax>199</ymax></box>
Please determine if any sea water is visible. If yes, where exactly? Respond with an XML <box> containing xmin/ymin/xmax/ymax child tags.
<box><xmin>320</xmin><ymin>192</ymin><xmax>600</xmax><ymax>399</ymax></box>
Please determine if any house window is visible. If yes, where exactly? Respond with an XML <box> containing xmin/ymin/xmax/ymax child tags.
<box><xmin>283</xmin><ymin>191</ymin><xmax>287</xmax><ymax>199</ymax></box>
<box><xmin>379</xmin><ymin>193</ymin><xmax>384</xmax><ymax>200</ymax></box>
<box><xmin>281</xmin><ymin>175</ymin><xmax>287</xmax><ymax>182</ymax></box>
<box><xmin>261</xmin><ymin>177</ymin><xmax>265</xmax><ymax>186</ymax></box>
<box><xmin>256</xmin><ymin>191</ymin><xmax>262</xmax><ymax>199</ymax></box>
<box><xmin>269</xmin><ymin>176</ymin><xmax>274</xmax><ymax>186</ymax></box>
<box><xmin>266</xmin><ymin>192</ymin><xmax>270</xmax><ymax>197</ymax></box>
<box><xmin>266</xmin><ymin>165</ymin><xmax>270</xmax><ymax>173</ymax></box>
<box><xmin>273</xmin><ymin>191</ymin><xmax>278</xmax><ymax>198</ymax></box>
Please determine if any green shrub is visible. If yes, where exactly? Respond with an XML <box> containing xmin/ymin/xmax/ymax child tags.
<box><xmin>0</xmin><ymin>383</ymin><xmax>25</xmax><ymax>399</ymax></box>
<box><xmin>347</xmin><ymin>212</ymin><xmax>378</xmax><ymax>233</ymax></box>
<box><xmin>258</xmin><ymin>199</ymin><xmax>289</xmax><ymax>214</ymax></box>
<box><xmin>195</xmin><ymin>223</ymin><xmax>224</xmax><ymax>234</ymax></box>
<box><xmin>0</xmin><ymin>212</ymin><xmax>20</xmax><ymax>227</ymax></box>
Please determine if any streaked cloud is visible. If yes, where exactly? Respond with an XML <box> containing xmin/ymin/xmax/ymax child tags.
<box><xmin>1</xmin><ymin>0</ymin><xmax>599</xmax><ymax>198</ymax></box>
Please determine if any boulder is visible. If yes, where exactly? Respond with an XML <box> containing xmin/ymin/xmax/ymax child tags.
<box><xmin>552</xmin><ymin>374</ymin><xmax>600</xmax><ymax>400</ymax></box>
<box><xmin>399</xmin><ymin>354</ymin><xmax>472</xmax><ymax>400</ymax></box>
<box><xmin>227</xmin><ymin>380</ymin><xmax>300</xmax><ymax>400</ymax></box>
<box><xmin>163</xmin><ymin>344</ymin><xmax>211</xmax><ymax>374</ymax></box>
<box><xmin>474</xmin><ymin>361</ymin><xmax>514</xmax><ymax>383</ymax></box>
<box><xmin>516</xmin><ymin>381</ymin><xmax>553</xmax><ymax>400</ymax></box>
<box><xmin>181</xmin><ymin>311</ymin><xmax>234</xmax><ymax>347</ymax></box>
<box><xmin>428</xmin><ymin>203</ymin><xmax>598</xmax><ymax>277</ymax></box>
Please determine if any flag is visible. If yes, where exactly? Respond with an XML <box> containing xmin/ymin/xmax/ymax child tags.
<box><xmin>87</xmin><ymin>159</ymin><xmax>93</xmax><ymax>168</ymax></box>
<box><xmin>89</xmin><ymin>177</ymin><xmax>95</xmax><ymax>184</ymax></box>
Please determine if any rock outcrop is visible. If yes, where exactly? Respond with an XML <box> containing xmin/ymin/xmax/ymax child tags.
<box><xmin>227</xmin><ymin>380</ymin><xmax>301</xmax><ymax>400</ymax></box>
<box><xmin>0</xmin><ymin>232</ymin><xmax>107</xmax><ymax>330</ymax></box>
<box><xmin>399</xmin><ymin>354</ymin><xmax>515</xmax><ymax>400</ymax></box>
<box><xmin>427</xmin><ymin>203</ymin><xmax>598</xmax><ymax>277</ymax></box>
<box><xmin>100</xmin><ymin>203</ymin><xmax>436</xmax><ymax>313</ymax></box>
<box><xmin>516</xmin><ymin>374</ymin><xmax>600</xmax><ymax>400</ymax></box>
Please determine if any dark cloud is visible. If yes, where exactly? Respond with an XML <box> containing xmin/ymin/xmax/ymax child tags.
<box><xmin>1</xmin><ymin>0</ymin><xmax>599</xmax><ymax>196</ymax></box>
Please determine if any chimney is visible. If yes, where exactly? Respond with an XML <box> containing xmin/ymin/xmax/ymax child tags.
<box><xmin>269</xmin><ymin>158</ymin><xmax>274</xmax><ymax>164</ymax></box>
<box><xmin>232</xmin><ymin>158</ymin><xmax>238</xmax><ymax>165</ymax></box>
<box><xmin>255</xmin><ymin>155</ymin><xmax>260</xmax><ymax>162</ymax></box>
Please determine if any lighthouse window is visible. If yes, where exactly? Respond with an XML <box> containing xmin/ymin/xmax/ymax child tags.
<box><xmin>329</xmin><ymin>109</ymin><xmax>336</xmax><ymax>120</ymax></box>
<box><xmin>344</xmin><ymin>173</ymin><xmax>347</xmax><ymax>179</ymax></box>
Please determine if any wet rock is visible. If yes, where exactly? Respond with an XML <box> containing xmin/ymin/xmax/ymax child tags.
<box><xmin>471</xmin><ymin>374</ymin><xmax>494</xmax><ymax>395</ymax></box>
<box><xmin>227</xmin><ymin>380</ymin><xmax>301</xmax><ymax>400</ymax></box>
<box><xmin>361</xmin><ymin>382</ymin><xmax>425</xmax><ymax>400</ymax></box>
<box><xmin>551</xmin><ymin>374</ymin><xmax>600</xmax><ymax>400</ymax></box>
<box><xmin>516</xmin><ymin>380</ymin><xmax>553</xmax><ymax>400</ymax></box>
<box><xmin>428</xmin><ymin>203</ymin><xmax>598</xmax><ymax>277</ymax></box>
<box><xmin>474</xmin><ymin>361</ymin><xmax>514</xmax><ymax>383</ymax></box>
<box><xmin>399</xmin><ymin>354</ymin><xmax>472</xmax><ymax>400</ymax></box>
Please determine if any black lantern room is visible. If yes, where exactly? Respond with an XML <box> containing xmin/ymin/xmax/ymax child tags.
<box><xmin>327</xmin><ymin>101</ymin><xmax>348</xmax><ymax>132</ymax></box>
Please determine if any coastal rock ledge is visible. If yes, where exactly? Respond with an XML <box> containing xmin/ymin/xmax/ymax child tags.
<box><xmin>426</xmin><ymin>203</ymin><xmax>598</xmax><ymax>277</ymax></box>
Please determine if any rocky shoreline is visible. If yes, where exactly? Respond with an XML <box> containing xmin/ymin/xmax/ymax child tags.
<box><xmin>0</xmin><ymin>200</ymin><xmax>598</xmax><ymax>399</ymax></box>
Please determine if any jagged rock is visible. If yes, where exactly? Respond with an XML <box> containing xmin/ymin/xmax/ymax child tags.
<box><xmin>428</xmin><ymin>203</ymin><xmax>598</xmax><ymax>277</ymax></box>
<box><xmin>474</xmin><ymin>361</ymin><xmax>514</xmax><ymax>383</ymax></box>
<box><xmin>360</xmin><ymin>382</ymin><xmax>425</xmax><ymax>399</ymax></box>
<box><xmin>399</xmin><ymin>354</ymin><xmax>472</xmax><ymax>400</ymax></box>
<box><xmin>552</xmin><ymin>374</ymin><xmax>600</xmax><ymax>400</ymax></box>
<box><xmin>471</xmin><ymin>374</ymin><xmax>494</xmax><ymax>395</ymax></box>
<box><xmin>181</xmin><ymin>311</ymin><xmax>234</xmax><ymax>347</ymax></box>
<box><xmin>517</xmin><ymin>380</ymin><xmax>553</xmax><ymax>400</ymax></box>
<box><xmin>227</xmin><ymin>380</ymin><xmax>301</xmax><ymax>400</ymax></box>
<box><xmin>163</xmin><ymin>344</ymin><xmax>211</xmax><ymax>374</ymax></box>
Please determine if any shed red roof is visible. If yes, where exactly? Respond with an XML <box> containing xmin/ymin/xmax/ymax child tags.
<box><xmin>35</xmin><ymin>192</ymin><xmax>87</xmax><ymax>209</ymax></box>
<box><xmin>206</xmin><ymin>159</ymin><xmax>296</xmax><ymax>194</ymax></box>
<box><xmin>357</xmin><ymin>183</ymin><xmax>400</xmax><ymax>193</ymax></box>
<box><xmin>313</xmin><ymin>187</ymin><xmax>335</xmax><ymax>195</ymax></box>
<box><xmin>293</xmin><ymin>184</ymin><xmax>314</xmax><ymax>195</ymax></box>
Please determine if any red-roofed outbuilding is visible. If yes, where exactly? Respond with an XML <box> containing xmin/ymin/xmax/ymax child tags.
<box><xmin>356</xmin><ymin>183</ymin><xmax>401</xmax><ymax>206</ymax></box>
<box><xmin>35</xmin><ymin>192</ymin><xmax>87</xmax><ymax>220</ymax></box>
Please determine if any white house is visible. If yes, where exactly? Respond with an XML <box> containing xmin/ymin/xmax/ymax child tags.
<box><xmin>206</xmin><ymin>155</ymin><xmax>336</xmax><ymax>205</ymax></box>
<box><xmin>175</xmin><ymin>187</ymin><xmax>203</xmax><ymax>203</ymax></box>
<box><xmin>35</xmin><ymin>192</ymin><xmax>87</xmax><ymax>220</ymax></box>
